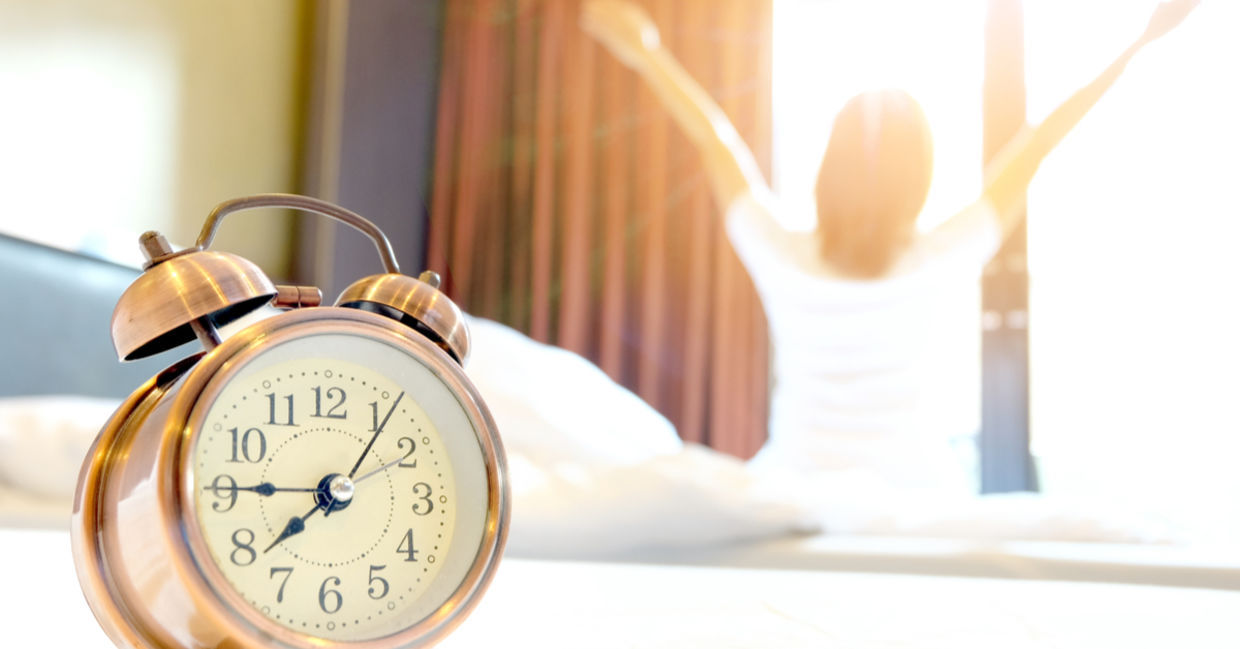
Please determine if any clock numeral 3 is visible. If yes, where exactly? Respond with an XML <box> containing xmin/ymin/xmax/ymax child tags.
<box><xmin>411</xmin><ymin>482</ymin><xmax>434</xmax><ymax>515</ymax></box>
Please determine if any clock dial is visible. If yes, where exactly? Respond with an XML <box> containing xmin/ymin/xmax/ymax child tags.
<box><xmin>187</xmin><ymin>332</ymin><xmax>489</xmax><ymax>642</ymax></box>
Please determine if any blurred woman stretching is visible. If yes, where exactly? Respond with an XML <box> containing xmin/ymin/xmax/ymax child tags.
<box><xmin>583</xmin><ymin>0</ymin><xmax>1199</xmax><ymax>494</ymax></box>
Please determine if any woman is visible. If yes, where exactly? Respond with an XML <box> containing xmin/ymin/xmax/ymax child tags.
<box><xmin>582</xmin><ymin>1</ymin><xmax>1199</xmax><ymax>494</ymax></box>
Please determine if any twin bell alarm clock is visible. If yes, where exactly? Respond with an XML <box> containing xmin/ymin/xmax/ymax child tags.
<box><xmin>71</xmin><ymin>194</ymin><xmax>509</xmax><ymax>649</ymax></box>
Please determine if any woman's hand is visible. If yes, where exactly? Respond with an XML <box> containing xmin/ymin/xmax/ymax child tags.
<box><xmin>581</xmin><ymin>0</ymin><xmax>662</xmax><ymax>69</ymax></box>
<box><xmin>1139</xmin><ymin>0</ymin><xmax>1201</xmax><ymax>45</ymax></box>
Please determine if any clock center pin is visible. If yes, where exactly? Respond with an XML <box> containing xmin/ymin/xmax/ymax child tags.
<box><xmin>329</xmin><ymin>475</ymin><xmax>355</xmax><ymax>503</ymax></box>
<box><xmin>316</xmin><ymin>473</ymin><xmax>356</xmax><ymax>513</ymax></box>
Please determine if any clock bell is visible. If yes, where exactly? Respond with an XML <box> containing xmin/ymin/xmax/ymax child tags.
<box><xmin>108</xmin><ymin>193</ymin><xmax>469</xmax><ymax>364</ymax></box>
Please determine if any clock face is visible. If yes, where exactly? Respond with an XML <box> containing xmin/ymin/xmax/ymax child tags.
<box><xmin>186</xmin><ymin>331</ymin><xmax>491</xmax><ymax>643</ymax></box>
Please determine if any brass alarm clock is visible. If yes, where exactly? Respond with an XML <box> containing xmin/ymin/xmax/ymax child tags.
<box><xmin>71</xmin><ymin>194</ymin><xmax>509</xmax><ymax>649</ymax></box>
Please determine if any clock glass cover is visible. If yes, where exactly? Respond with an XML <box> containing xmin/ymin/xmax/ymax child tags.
<box><xmin>186</xmin><ymin>331</ymin><xmax>489</xmax><ymax>642</ymax></box>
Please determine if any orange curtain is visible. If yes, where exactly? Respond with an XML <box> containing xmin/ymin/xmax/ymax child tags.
<box><xmin>428</xmin><ymin>0</ymin><xmax>772</xmax><ymax>458</ymax></box>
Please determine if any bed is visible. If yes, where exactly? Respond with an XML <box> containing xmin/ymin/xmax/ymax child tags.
<box><xmin>8</xmin><ymin>527</ymin><xmax>1240</xmax><ymax>648</ymax></box>
<box><xmin>3</xmin><ymin>232</ymin><xmax>1238</xmax><ymax>647</ymax></box>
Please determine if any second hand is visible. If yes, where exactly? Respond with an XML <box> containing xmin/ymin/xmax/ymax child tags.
<box><xmin>353</xmin><ymin>457</ymin><xmax>406</xmax><ymax>485</ymax></box>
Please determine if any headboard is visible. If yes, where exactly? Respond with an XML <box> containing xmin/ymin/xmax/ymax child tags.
<box><xmin>0</xmin><ymin>233</ymin><xmax>181</xmax><ymax>397</ymax></box>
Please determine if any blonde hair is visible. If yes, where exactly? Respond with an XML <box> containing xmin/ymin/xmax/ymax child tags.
<box><xmin>815</xmin><ymin>90</ymin><xmax>934</xmax><ymax>279</ymax></box>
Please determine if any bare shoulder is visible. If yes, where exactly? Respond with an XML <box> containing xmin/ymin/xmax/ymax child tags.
<box><xmin>724</xmin><ymin>189</ymin><xmax>795</xmax><ymax>244</ymax></box>
<box><xmin>724</xmin><ymin>189</ymin><xmax>824</xmax><ymax>275</ymax></box>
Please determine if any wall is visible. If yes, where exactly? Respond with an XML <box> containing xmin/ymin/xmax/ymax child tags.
<box><xmin>0</xmin><ymin>0</ymin><xmax>306</xmax><ymax>276</ymax></box>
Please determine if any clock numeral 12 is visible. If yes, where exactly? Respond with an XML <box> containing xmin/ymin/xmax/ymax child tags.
<box><xmin>311</xmin><ymin>386</ymin><xmax>348</xmax><ymax>419</ymax></box>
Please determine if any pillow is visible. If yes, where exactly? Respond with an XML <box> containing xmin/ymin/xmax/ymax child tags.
<box><xmin>465</xmin><ymin>317</ymin><xmax>809</xmax><ymax>557</ymax></box>
<box><xmin>464</xmin><ymin>316</ymin><xmax>683</xmax><ymax>469</ymax></box>
<box><xmin>0</xmin><ymin>395</ymin><xmax>117</xmax><ymax>501</ymax></box>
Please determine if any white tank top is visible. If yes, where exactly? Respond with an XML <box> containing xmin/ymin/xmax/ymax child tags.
<box><xmin>726</xmin><ymin>191</ymin><xmax>1001</xmax><ymax>493</ymax></box>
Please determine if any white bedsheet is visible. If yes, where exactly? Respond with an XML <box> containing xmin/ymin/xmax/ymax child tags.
<box><xmin>10</xmin><ymin>528</ymin><xmax>1240</xmax><ymax>649</ymax></box>
<box><xmin>619</xmin><ymin>533</ymin><xmax>1240</xmax><ymax>591</ymax></box>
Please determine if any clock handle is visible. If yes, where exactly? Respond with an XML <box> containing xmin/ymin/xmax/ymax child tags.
<box><xmin>195</xmin><ymin>193</ymin><xmax>402</xmax><ymax>274</ymax></box>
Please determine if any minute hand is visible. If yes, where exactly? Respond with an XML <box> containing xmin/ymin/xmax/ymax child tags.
<box><xmin>348</xmin><ymin>391</ymin><xmax>404</xmax><ymax>478</ymax></box>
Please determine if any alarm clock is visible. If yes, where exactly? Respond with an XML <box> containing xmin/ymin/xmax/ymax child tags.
<box><xmin>71</xmin><ymin>194</ymin><xmax>509</xmax><ymax>649</ymax></box>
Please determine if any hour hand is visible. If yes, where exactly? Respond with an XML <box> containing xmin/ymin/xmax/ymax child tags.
<box><xmin>239</xmin><ymin>482</ymin><xmax>318</xmax><ymax>497</ymax></box>
<box><xmin>204</xmin><ymin>477</ymin><xmax>318</xmax><ymax>499</ymax></box>
<box><xmin>263</xmin><ymin>504</ymin><xmax>324</xmax><ymax>554</ymax></box>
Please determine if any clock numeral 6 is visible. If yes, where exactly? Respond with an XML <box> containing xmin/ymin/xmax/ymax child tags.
<box><xmin>368</xmin><ymin>565</ymin><xmax>389</xmax><ymax>600</ymax></box>
<box><xmin>319</xmin><ymin>576</ymin><xmax>343</xmax><ymax>614</ymax></box>
<box><xmin>230</xmin><ymin>528</ymin><xmax>257</xmax><ymax>566</ymax></box>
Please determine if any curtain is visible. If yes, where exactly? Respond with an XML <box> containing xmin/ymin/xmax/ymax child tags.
<box><xmin>428</xmin><ymin>0</ymin><xmax>772</xmax><ymax>458</ymax></box>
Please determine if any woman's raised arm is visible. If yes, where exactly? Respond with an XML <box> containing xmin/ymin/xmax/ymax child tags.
<box><xmin>979</xmin><ymin>0</ymin><xmax>1200</xmax><ymax>237</ymax></box>
<box><xmin>581</xmin><ymin>0</ymin><xmax>771</xmax><ymax>212</ymax></box>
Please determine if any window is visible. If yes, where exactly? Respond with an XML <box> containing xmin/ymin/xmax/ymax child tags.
<box><xmin>1026</xmin><ymin>0</ymin><xmax>1240</xmax><ymax>539</ymax></box>
<box><xmin>0</xmin><ymin>22</ymin><xmax>175</xmax><ymax>266</ymax></box>
<box><xmin>0</xmin><ymin>1</ymin><xmax>304</xmax><ymax>274</ymax></box>
<box><xmin>776</xmin><ymin>0</ymin><xmax>1240</xmax><ymax>538</ymax></box>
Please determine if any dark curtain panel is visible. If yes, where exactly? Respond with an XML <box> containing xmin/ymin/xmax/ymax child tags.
<box><xmin>427</xmin><ymin>0</ymin><xmax>773</xmax><ymax>457</ymax></box>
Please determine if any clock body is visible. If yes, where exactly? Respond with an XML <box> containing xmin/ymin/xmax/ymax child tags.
<box><xmin>71</xmin><ymin>306</ymin><xmax>509</xmax><ymax>649</ymax></box>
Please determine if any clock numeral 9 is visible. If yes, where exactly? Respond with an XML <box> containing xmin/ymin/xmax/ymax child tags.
<box><xmin>411</xmin><ymin>482</ymin><xmax>434</xmax><ymax>515</ymax></box>
<box><xmin>226</xmin><ymin>427</ymin><xmax>267</xmax><ymax>464</ymax></box>
<box><xmin>319</xmin><ymin>576</ymin><xmax>343</xmax><ymax>614</ymax></box>
<box><xmin>207</xmin><ymin>474</ymin><xmax>238</xmax><ymax>512</ymax></box>
<box><xmin>230</xmin><ymin>528</ymin><xmax>257</xmax><ymax>566</ymax></box>
<box><xmin>368</xmin><ymin>565</ymin><xmax>389</xmax><ymax>600</ymax></box>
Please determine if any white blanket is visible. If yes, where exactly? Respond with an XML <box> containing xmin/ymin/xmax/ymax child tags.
<box><xmin>0</xmin><ymin>317</ymin><xmax>1188</xmax><ymax>557</ymax></box>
